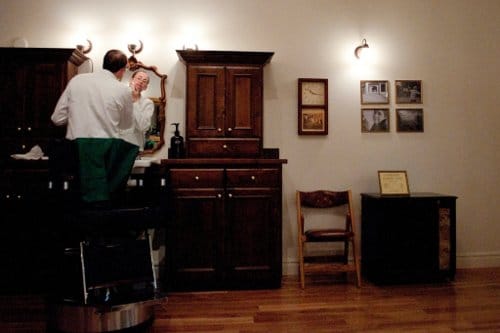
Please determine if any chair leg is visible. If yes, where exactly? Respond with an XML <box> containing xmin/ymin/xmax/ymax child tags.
<box><xmin>351</xmin><ymin>238</ymin><xmax>361</xmax><ymax>288</ymax></box>
<box><xmin>299</xmin><ymin>241</ymin><xmax>305</xmax><ymax>289</ymax></box>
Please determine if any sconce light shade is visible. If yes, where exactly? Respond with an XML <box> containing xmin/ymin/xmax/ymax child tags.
<box><xmin>354</xmin><ymin>38</ymin><xmax>369</xmax><ymax>59</ymax></box>
<box><xmin>76</xmin><ymin>39</ymin><xmax>93</xmax><ymax>54</ymax></box>
<box><xmin>128</xmin><ymin>40</ymin><xmax>143</xmax><ymax>55</ymax></box>
<box><xmin>127</xmin><ymin>40</ymin><xmax>144</xmax><ymax>70</ymax></box>
<box><xmin>182</xmin><ymin>44</ymin><xmax>199</xmax><ymax>51</ymax></box>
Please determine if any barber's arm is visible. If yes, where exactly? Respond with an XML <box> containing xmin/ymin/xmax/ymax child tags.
<box><xmin>51</xmin><ymin>88</ymin><xmax>70</xmax><ymax>126</ymax></box>
<box><xmin>119</xmin><ymin>91</ymin><xmax>135</xmax><ymax>130</ymax></box>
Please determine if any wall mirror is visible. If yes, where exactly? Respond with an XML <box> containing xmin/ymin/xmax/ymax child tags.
<box><xmin>123</xmin><ymin>58</ymin><xmax>167</xmax><ymax>154</ymax></box>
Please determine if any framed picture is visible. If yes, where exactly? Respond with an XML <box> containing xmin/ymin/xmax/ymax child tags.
<box><xmin>299</xmin><ymin>108</ymin><xmax>327</xmax><ymax>134</ymax></box>
<box><xmin>396</xmin><ymin>108</ymin><xmax>424</xmax><ymax>132</ymax></box>
<box><xmin>378</xmin><ymin>170</ymin><xmax>410</xmax><ymax>196</ymax></box>
<box><xmin>361</xmin><ymin>108</ymin><xmax>390</xmax><ymax>132</ymax></box>
<box><xmin>360</xmin><ymin>80</ymin><xmax>389</xmax><ymax>104</ymax></box>
<box><xmin>395</xmin><ymin>80</ymin><xmax>422</xmax><ymax>104</ymax></box>
<box><xmin>298</xmin><ymin>78</ymin><xmax>328</xmax><ymax>135</ymax></box>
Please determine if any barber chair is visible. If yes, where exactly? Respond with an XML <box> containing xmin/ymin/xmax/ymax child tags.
<box><xmin>46</xmin><ymin>139</ymin><xmax>167</xmax><ymax>333</ymax></box>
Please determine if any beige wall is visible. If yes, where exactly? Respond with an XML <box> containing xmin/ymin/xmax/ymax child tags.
<box><xmin>1</xmin><ymin>0</ymin><xmax>499</xmax><ymax>272</ymax></box>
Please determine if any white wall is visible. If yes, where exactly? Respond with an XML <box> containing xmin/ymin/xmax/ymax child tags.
<box><xmin>1</xmin><ymin>0</ymin><xmax>499</xmax><ymax>272</ymax></box>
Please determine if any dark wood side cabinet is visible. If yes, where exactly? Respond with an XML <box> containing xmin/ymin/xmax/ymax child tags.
<box><xmin>176</xmin><ymin>50</ymin><xmax>274</xmax><ymax>158</ymax></box>
<box><xmin>0</xmin><ymin>48</ymin><xmax>86</xmax><ymax>293</ymax></box>
<box><xmin>163</xmin><ymin>158</ymin><xmax>286</xmax><ymax>291</ymax></box>
<box><xmin>361</xmin><ymin>193</ymin><xmax>457</xmax><ymax>284</ymax></box>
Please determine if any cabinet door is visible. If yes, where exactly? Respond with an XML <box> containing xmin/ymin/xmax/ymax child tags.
<box><xmin>166</xmin><ymin>168</ymin><xmax>225</xmax><ymax>291</ymax></box>
<box><xmin>225</xmin><ymin>187</ymin><xmax>281</xmax><ymax>288</ymax></box>
<box><xmin>186</xmin><ymin>65</ymin><xmax>225</xmax><ymax>138</ymax></box>
<box><xmin>225</xmin><ymin>168</ymin><xmax>282</xmax><ymax>288</ymax></box>
<box><xmin>167</xmin><ymin>188</ymin><xmax>224</xmax><ymax>291</ymax></box>
<box><xmin>0</xmin><ymin>55</ymin><xmax>72</xmax><ymax>158</ymax></box>
<box><xmin>0</xmin><ymin>65</ymin><xmax>26</xmax><ymax>136</ymax></box>
<box><xmin>27</xmin><ymin>62</ymin><xmax>69</xmax><ymax>138</ymax></box>
<box><xmin>225</xmin><ymin>66</ymin><xmax>263</xmax><ymax>138</ymax></box>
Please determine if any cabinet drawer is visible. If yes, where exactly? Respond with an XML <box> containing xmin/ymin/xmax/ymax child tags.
<box><xmin>187</xmin><ymin>139</ymin><xmax>261</xmax><ymax>158</ymax></box>
<box><xmin>226</xmin><ymin>168</ymin><xmax>280</xmax><ymax>187</ymax></box>
<box><xmin>170</xmin><ymin>168</ymin><xmax>224</xmax><ymax>188</ymax></box>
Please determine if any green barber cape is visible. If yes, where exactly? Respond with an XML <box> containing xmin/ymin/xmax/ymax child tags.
<box><xmin>75</xmin><ymin>138</ymin><xmax>139</xmax><ymax>203</ymax></box>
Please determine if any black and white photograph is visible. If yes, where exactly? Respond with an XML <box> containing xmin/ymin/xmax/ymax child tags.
<box><xmin>360</xmin><ymin>80</ymin><xmax>389</xmax><ymax>104</ymax></box>
<box><xmin>361</xmin><ymin>109</ymin><xmax>390</xmax><ymax>132</ymax></box>
<box><xmin>396</xmin><ymin>80</ymin><xmax>422</xmax><ymax>104</ymax></box>
<box><xmin>396</xmin><ymin>108</ymin><xmax>424</xmax><ymax>132</ymax></box>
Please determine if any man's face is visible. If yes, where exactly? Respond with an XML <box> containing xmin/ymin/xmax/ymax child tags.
<box><xmin>131</xmin><ymin>72</ymin><xmax>149</xmax><ymax>92</ymax></box>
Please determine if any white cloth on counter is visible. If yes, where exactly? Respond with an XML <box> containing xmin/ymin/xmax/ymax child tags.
<box><xmin>10</xmin><ymin>145</ymin><xmax>47</xmax><ymax>160</ymax></box>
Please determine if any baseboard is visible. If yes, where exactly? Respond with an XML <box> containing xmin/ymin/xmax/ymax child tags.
<box><xmin>456</xmin><ymin>252</ymin><xmax>500</xmax><ymax>268</ymax></box>
<box><xmin>282</xmin><ymin>252</ymin><xmax>500</xmax><ymax>276</ymax></box>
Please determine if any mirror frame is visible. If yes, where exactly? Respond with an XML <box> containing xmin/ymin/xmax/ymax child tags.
<box><xmin>128</xmin><ymin>59</ymin><xmax>167</xmax><ymax>154</ymax></box>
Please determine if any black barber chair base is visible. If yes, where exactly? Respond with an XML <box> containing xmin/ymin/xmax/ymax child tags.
<box><xmin>48</xmin><ymin>298</ymin><xmax>161</xmax><ymax>333</ymax></box>
<box><xmin>49</xmin><ymin>221</ymin><xmax>166</xmax><ymax>333</ymax></box>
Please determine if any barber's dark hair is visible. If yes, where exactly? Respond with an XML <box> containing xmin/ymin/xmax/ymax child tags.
<box><xmin>102</xmin><ymin>49</ymin><xmax>128</xmax><ymax>73</ymax></box>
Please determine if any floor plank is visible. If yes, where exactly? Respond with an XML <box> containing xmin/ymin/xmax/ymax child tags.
<box><xmin>1</xmin><ymin>268</ymin><xmax>499</xmax><ymax>332</ymax></box>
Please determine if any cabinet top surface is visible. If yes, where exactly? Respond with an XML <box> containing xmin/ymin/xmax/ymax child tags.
<box><xmin>0</xmin><ymin>47</ymin><xmax>87</xmax><ymax>65</ymax></box>
<box><xmin>176</xmin><ymin>50</ymin><xmax>274</xmax><ymax>65</ymax></box>
<box><xmin>361</xmin><ymin>192</ymin><xmax>457</xmax><ymax>199</ymax></box>
<box><xmin>161</xmin><ymin>158</ymin><xmax>287</xmax><ymax>166</ymax></box>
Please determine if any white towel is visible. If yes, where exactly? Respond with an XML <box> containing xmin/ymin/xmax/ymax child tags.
<box><xmin>10</xmin><ymin>145</ymin><xmax>45</xmax><ymax>160</ymax></box>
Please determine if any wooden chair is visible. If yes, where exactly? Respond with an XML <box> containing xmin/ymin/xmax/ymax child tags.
<box><xmin>296</xmin><ymin>190</ymin><xmax>361</xmax><ymax>288</ymax></box>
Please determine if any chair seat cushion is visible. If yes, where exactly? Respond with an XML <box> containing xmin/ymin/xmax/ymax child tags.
<box><xmin>305</xmin><ymin>229</ymin><xmax>353</xmax><ymax>242</ymax></box>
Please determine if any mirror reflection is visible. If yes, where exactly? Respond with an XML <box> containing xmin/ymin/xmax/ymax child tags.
<box><xmin>123</xmin><ymin>60</ymin><xmax>167</xmax><ymax>154</ymax></box>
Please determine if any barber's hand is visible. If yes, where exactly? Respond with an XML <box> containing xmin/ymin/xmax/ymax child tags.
<box><xmin>131</xmin><ymin>83</ymin><xmax>141</xmax><ymax>101</ymax></box>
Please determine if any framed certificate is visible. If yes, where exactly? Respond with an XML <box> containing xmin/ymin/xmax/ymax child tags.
<box><xmin>378</xmin><ymin>170</ymin><xmax>410</xmax><ymax>195</ymax></box>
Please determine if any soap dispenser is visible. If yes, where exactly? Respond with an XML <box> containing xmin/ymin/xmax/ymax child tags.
<box><xmin>168</xmin><ymin>123</ymin><xmax>185</xmax><ymax>158</ymax></box>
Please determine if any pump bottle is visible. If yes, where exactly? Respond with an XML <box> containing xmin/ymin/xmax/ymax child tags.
<box><xmin>168</xmin><ymin>123</ymin><xmax>185</xmax><ymax>158</ymax></box>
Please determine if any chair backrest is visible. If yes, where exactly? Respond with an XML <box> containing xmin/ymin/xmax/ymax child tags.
<box><xmin>296</xmin><ymin>190</ymin><xmax>355</xmax><ymax>234</ymax></box>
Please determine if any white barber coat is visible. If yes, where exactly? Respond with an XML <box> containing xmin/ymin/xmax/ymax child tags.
<box><xmin>51</xmin><ymin>70</ymin><xmax>134</xmax><ymax>140</ymax></box>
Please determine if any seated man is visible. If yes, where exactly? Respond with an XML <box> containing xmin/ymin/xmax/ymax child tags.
<box><xmin>120</xmin><ymin>70</ymin><xmax>155</xmax><ymax>151</ymax></box>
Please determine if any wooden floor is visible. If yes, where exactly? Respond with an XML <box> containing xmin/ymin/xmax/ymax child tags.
<box><xmin>1</xmin><ymin>268</ymin><xmax>499</xmax><ymax>333</ymax></box>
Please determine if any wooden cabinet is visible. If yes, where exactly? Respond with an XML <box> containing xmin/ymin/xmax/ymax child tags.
<box><xmin>0</xmin><ymin>48</ymin><xmax>86</xmax><ymax>293</ymax></box>
<box><xmin>0</xmin><ymin>48</ymin><xmax>86</xmax><ymax>162</ymax></box>
<box><xmin>361</xmin><ymin>193</ymin><xmax>457</xmax><ymax>284</ymax></box>
<box><xmin>167</xmin><ymin>50</ymin><xmax>285</xmax><ymax>291</ymax></box>
<box><xmin>177</xmin><ymin>50</ymin><xmax>273</xmax><ymax>158</ymax></box>
<box><xmin>163</xmin><ymin>159</ymin><xmax>285</xmax><ymax>291</ymax></box>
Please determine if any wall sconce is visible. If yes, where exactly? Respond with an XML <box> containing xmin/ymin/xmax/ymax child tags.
<box><xmin>127</xmin><ymin>40</ymin><xmax>144</xmax><ymax>69</ymax></box>
<box><xmin>128</xmin><ymin>40</ymin><xmax>143</xmax><ymax>57</ymax></box>
<box><xmin>76</xmin><ymin>39</ymin><xmax>93</xmax><ymax>54</ymax></box>
<box><xmin>354</xmin><ymin>38</ymin><xmax>369</xmax><ymax>59</ymax></box>
<box><xmin>182</xmin><ymin>44</ymin><xmax>199</xmax><ymax>51</ymax></box>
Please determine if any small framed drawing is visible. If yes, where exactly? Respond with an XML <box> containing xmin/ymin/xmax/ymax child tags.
<box><xmin>360</xmin><ymin>80</ymin><xmax>389</xmax><ymax>104</ymax></box>
<box><xmin>396</xmin><ymin>108</ymin><xmax>424</xmax><ymax>132</ymax></box>
<box><xmin>299</xmin><ymin>108</ymin><xmax>327</xmax><ymax>134</ymax></box>
<box><xmin>298</xmin><ymin>78</ymin><xmax>328</xmax><ymax>135</ymax></box>
<box><xmin>361</xmin><ymin>108</ymin><xmax>390</xmax><ymax>133</ymax></box>
<box><xmin>395</xmin><ymin>80</ymin><xmax>422</xmax><ymax>104</ymax></box>
<box><xmin>378</xmin><ymin>170</ymin><xmax>410</xmax><ymax>196</ymax></box>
